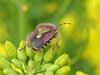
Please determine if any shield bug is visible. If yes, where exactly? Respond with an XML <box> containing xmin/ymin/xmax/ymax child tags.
<box><xmin>26</xmin><ymin>23</ymin><xmax>71</xmax><ymax>51</ymax></box>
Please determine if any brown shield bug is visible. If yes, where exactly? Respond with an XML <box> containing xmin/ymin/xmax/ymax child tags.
<box><xmin>26</xmin><ymin>23</ymin><xmax>71</xmax><ymax>51</ymax></box>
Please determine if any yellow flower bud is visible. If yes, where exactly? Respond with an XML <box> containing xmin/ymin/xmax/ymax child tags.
<box><xmin>76</xmin><ymin>71</ymin><xmax>88</xmax><ymax>75</ymax></box>
<box><xmin>3</xmin><ymin>68</ymin><xmax>17</xmax><ymax>75</ymax></box>
<box><xmin>54</xmin><ymin>54</ymin><xmax>70</xmax><ymax>67</ymax></box>
<box><xmin>55</xmin><ymin>66</ymin><xmax>71</xmax><ymax>75</ymax></box>
<box><xmin>17</xmin><ymin>41</ymin><xmax>27</xmax><ymax>61</ymax></box>
<box><xmin>11</xmin><ymin>63</ymin><xmax>23</xmax><ymax>73</ymax></box>
<box><xmin>5</xmin><ymin>41</ymin><xmax>17</xmax><ymax>59</ymax></box>
<box><xmin>34</xmin><ymin>51</ymin><xmax>44</xmax><ymax>64</ymax></box>
<box><xmin>28</xmin><ymin>59</ymin><xmax>34</xmax><ymax>69</ymax></box>
<box><xmin>44</xmin><ymin>48</ymin><xmax>54</xmax><ymax>62</ymax></box>
<box><xmin>0</xmin><ymin>44</ymin><xmax>8</xmax><ymax>58</ymax></box>
<box><xmin>42</xmin><ymin>63</ymin><xmax>52</xmax><ymax>71</ymax></box>
<box><xmin>32</xmin><ymin>51</ymin><xmax>44</xmax><ymax>70</ymax></box>
<box><xmin>17</xmin><ymin>48</ymin><xmax>27</xmax><ymax>61</ymax></box>
<box><xmin>21</xmin><ymin>62</ymin><xmax>27</xmax><ymax>73</ymax></box>
<box><xmin>11</xmin><ymin>58</ymin><xmax>22</xmax><ymax>68</ymax></box>
<box><xmin>18</xmin><ymin>74</ymin><xmax>24</xmax><ymax>75</ymax></box>
<box><xmin>26</xmin><ymin>47</ymin><xmax>35</xmax><ymax>58</ymax></box>
<box><xmin>36</xmin><ymin>73</ymin><xmax>43</xmax><ymax>75</ymax></box>
<box><xmin>19</xmin><ymin>40</ymin><xmax>25</xmax><ymax>49</ymax></box>
<box><xmin>0</xmin><ymin>55</ymin><xmax>11</xmax><ymax>69</ymax></box>
<box><xmin>47</xmin><ymin>64</ymin><xmax>59</xmax><ymax>72</ymax></box>
<box><xmin>50</xmin><ymin>38</ymin><xmax>57</xmax><ymax>46</ymax></box>
<box><xmin>44</xmin><ymin>71</ymin><xmax>54</xmax><ymax>75</ymax></box>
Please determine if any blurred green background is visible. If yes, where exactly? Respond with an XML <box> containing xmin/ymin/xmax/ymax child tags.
<box><xmin>0</xmin><ymin>0</ymin><xmax>100</xmax><ymax>75</ymax></box>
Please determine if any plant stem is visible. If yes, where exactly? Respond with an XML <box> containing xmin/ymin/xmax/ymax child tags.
<box><xmin>18</xmin><ymin>1</ymin><xmax>26</xmax><ymax>41</ymax></box>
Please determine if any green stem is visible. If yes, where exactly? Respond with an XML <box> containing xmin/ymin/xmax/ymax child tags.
<box><xmin>18</xmin><ymin>1</ymin><xmax>26</xmax><ymax>41</ymax></box>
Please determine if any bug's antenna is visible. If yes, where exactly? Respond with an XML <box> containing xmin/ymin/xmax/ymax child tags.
<box><xmin>58</xmin><ymin>22</ymin><xmax>72</xmax><ymax>28</ymax></box>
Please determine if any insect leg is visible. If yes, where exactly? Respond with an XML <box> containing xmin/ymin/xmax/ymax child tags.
<box><xmin>55</xmin><ymin>33</ymin><xmax>60</xmax><ymax>48</ymax></box>
<box><xmin>52</xmin><ymin>33</ymin><xmax>60</xmax><ymax>50</ymax></box>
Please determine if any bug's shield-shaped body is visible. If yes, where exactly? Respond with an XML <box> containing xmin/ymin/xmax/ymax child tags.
<box><xmin>26</xmin><ymin>23</ymin><xmax>57</xmax><ymax>51</ymax></box>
